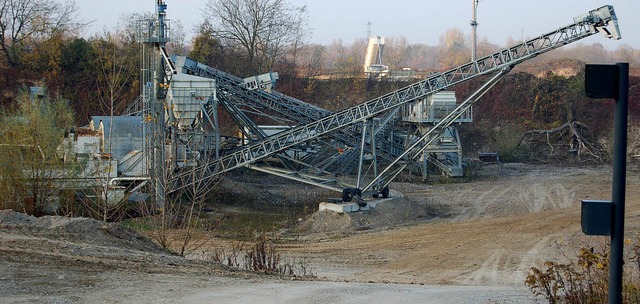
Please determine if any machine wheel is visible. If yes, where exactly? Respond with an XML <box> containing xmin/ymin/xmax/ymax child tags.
<box><xmin>342</xmin><ymin>188</ymin><xmax>354</xmax><ymax>202</ymax></box>
<box><xmin>352</xmin><ymin>188</ymin><xmax>366</xmax><ymax>207</ymax></box>
<box><xmin>381</xmin><ymin>186</ymin><xmax>390</xmax><ymax>198</ymax></box>
<box><xmin>342</xmin><ymin>188</ymin><xmax>363</xmax><ymax>202</ymax></box>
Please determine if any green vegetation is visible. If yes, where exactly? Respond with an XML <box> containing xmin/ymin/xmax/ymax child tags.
<box><xmin>0</xmin><ymin>89</ymin><xmax>75</xmax><ymax>215</ymax></box>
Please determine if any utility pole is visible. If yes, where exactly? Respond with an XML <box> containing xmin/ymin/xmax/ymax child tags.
<box><xmin>583</xmin><ymin>62</ymin><xmax>629</xmax><ymax>304</ymax></box>
<box><xmin>609</xmin><ymin>62</ymin><xmax>629</xmax><ymax>304</ymax></box>
<box><xmin>470</xmin><ymin>0</ymin><xmax>479</xmax><ymax>62</ymax></box>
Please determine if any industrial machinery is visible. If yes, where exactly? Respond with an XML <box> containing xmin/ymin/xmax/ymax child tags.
<box><xmin>69</xmin><ymin>2</ymin><xmax>622</xmax><ymax>207</ymax></box>
<box><xmin>364</xmin><ymin>35</ymin><xmax>389</xmax><ymax>79</ymax></box>
<box><xmin>171</xmin><ymin>4</ymin><xmax>620</xmax><ymax>201</ymax></box>
<box><xmin>400</xmin><ymin>91</ymin><xmax>472</xmax><ymax>178</ymax></box>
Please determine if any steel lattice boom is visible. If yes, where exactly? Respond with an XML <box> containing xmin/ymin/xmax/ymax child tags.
<box><xmin>169</xmin><ymin>5</ymin><xmax>620</xmax><ymax>193</ymax></box>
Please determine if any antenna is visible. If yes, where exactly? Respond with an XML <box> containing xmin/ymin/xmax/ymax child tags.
<box><xmin>367</xmin><ymin>21</ymin><xmax>372</xmax><ymax>39</ymax></box>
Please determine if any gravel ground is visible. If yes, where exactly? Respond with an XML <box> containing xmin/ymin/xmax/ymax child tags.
<box><xmin>1</xmin><ymin>164</ymin><xmax>637</xmax><ymax>303</ymax></box>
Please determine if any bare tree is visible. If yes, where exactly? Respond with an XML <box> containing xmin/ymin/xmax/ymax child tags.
<box><xmin>81</xmin><ymin>31</ymin><xmax>136</xmax><ymax>222</ymax></box>
<box><xmin>282</xmin><ymin>4</ymin><xmax>308</xmax><ymax>68</ymax></box>
<box><xmin>203</xmin><ymin>0</ymin><xmax>309</xmax><ymax>74</ymax></box>
<box><xmin>0</xmin><ymin>0</ymin><xmax>80</xmax><ymax>67</ymax></box>
<box><xmin>165</xmin><ymin>19</ymin><xmax>188</xmax><ymax>56</ymax></box>
<box><xmin>93</xmin><ymin>33</ymin><xmax>136</xmax><ymax>117</ymax></box>
<box><xmin>384</xmin><ymin>36</ymin><xmax>409</xmax><ymax>68</ymax></box>
<box><xmin>436</xmin><ymin>28</ymin><xmax>469</xmax><ymax>69</ymax></box>
<box><xmin>142</xmin><ymin>155</ymin><xmax>222</xmax><ymax>256</ymax></box>
<box><xmin>298</xmin><ymin>44</ymin><xmax>324</xmax><ymax>78</ymax></box>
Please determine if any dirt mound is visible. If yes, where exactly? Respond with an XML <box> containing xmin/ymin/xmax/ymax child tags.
<box><xmin>294</xmin><ymin>196</ymin><xmax>429</xmax><ymax>234</ymax></box>
<box><xmin>295</xmin><ymin>210</ymin><xmax>353</xmax><ymax>233</ymax></box>
<box><xmin>0</xmin><ymin>210</ymin><xmax>165</xmax><ymax>254</ymax></box>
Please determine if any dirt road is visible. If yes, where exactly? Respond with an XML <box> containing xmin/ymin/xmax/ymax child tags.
<box><xmin>280</xmin><ymin>165</ymin><xmax>626</xmax><ymax>287</ymax></box>
<box><xmin>1</xmin><ymin>164</ymin><xmax>638</xmax><ymax>303</ymax></box>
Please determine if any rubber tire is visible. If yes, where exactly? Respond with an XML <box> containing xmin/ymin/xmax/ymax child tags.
<box><xmin>342</xmin><ymin>188</ymin><xmax>353</xmax><ymax>202</ymax></box>
<box><xmin>381</xmin><ymin>186</ymin><xmax>390</xmax><ymax>198</ymax></box>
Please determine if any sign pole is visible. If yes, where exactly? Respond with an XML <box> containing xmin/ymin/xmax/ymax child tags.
<box><xmin>609</xmin><ymin>62</ymin><xmax>628</xmax><ymax>304</ymax></box>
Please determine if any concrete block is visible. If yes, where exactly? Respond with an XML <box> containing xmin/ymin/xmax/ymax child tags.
<box><xmin>366</xmin><ymin>198</ymin><xmax>393</xmax><ymax>209</ymax></box>
<box><xmin>318</xmin><ymin>202</ymin><xmax>362</xmax><ymax>213</ymax></box>
<box><xmin>318</xmin><ymin>202</ymin><xmax>330</xmax><ymax>212</ymax></box>
<box><xmin>319</xmin><ymin>202</ymin><xmax>360</xmax><ymax>213</ymax></box>
<box><xmin>319</xmin><ymin>197</ymin><xmax>398</xmax><ymax>213</ymax></box>
<box><xmin>345</xmin><ymin>203</ymin><xmax>360</xmax><ymax>212</ymax></box>
<box><xmin>366</xmin><ymin>200</ymin><xmax>380</xmax><ymax>209</ymax></box>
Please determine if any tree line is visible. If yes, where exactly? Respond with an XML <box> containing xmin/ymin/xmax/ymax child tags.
<box><xmin>0</xmin><ymin>0</ymin><xmax>637</xmax><ymax>156</ymax></box>
<box><xmin>0</xmin><ymin>0</ymin><xmax>638</xmax><ymax>217</ymax></box>
<box><xmin>2</xmin><ymin>1</ymin><xmax>638</xmax><ymax>119</ymax></box>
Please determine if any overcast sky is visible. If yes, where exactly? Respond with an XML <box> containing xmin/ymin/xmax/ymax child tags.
<box><xmin>78</xmin><ymin>0</ymin><xmax>637</xmax><ymax>50</ymax></box>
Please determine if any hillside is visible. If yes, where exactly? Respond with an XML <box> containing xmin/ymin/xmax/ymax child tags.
<box><xmin>275</xmin><ymin>62</ymin><xmax>639</xmax><ymax>164</ymax></box>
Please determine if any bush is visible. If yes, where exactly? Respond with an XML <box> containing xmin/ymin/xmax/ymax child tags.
<box><xmin>526</xmin><ymin>241</ymin><xmax>640</xmax><ymax>303</ymax></box>
<box><xmin>0</xmin><ymin>88</ymin><xmax>75</xmax><ymax>215</ymax></box>
<box><xmin>211</xmin><ymin>233</ymin><xmax>313</xmax><ymax>277</ymax></box>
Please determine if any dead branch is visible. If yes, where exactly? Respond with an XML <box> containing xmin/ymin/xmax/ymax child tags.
<box><xmin>513</xmin><ymin>121</ymin><xmax>602</xmax><ymax>162</ymax></box>
<box><xmin>514</xmin><ymin>122</ymin><xmax>571</xmax><ymax>150</ymax></box>
<box><xmin>568</xmin><ymin>121</ymin><xmax>602</xmax><ymax>161</ymax></box>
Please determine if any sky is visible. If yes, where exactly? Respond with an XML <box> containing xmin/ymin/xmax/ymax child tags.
<box><xmin>78</xmin><ymin>0</ymin><xmax>638</xmax><ymax>50</ymax></box>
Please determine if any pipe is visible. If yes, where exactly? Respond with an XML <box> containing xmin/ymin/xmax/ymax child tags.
<box><xmin>109</xmin><ymin>176</ymin><xmax>151</xmax><ymax>186</ymax></box>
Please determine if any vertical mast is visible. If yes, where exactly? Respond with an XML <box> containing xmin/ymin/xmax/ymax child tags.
<box><xmin>154</xmin><ymin>0</ymin><xmax>169</xmax><ymax>207</ymax></box>
<box><xmin>471</xmin><ymin>0</ymin><xmax>479</xmax><ymax>62</ymax></box>
<box><xmin>138</xmin><ymin>0</ymin><xmax>171</xmax><ymax>207</ymax></box>
<box><xmin>157</xmin><ymin>0</ymin><xmax>167</xmax><ymax>40</ymax></box>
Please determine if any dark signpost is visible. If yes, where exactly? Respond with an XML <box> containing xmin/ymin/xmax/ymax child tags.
<box><xmin>583</xmin><ymin>63</ymin><xmax>628</xmax><ymax>304</ymax></box>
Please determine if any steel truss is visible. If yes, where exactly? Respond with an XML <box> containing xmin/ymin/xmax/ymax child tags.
<box><xmin>173</xmin><ymin>56</ymin><xmax>407</xmax><ymax>174</ymax></box>
<box><xmin>172</xmin><ymin>57</ymin><xmax>410</xmax><ymax>191</ymax></box>
<box><xmin>151</xmin><ymin>5</ymin><xmax>619</xmax><ymax>204</ymax></box>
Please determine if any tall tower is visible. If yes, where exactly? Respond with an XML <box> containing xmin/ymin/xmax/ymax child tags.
<box><xmin>137</xmin><ymin>0</ymin><xmax>172</xmax><ymax>207</ymax></box>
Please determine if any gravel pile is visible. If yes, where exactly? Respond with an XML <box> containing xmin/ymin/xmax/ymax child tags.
<box><xmin>0</xmin><ymin>210</ymin><xmax>165</xmax><ymax>254</ymax></box>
